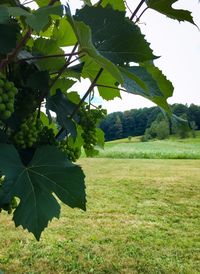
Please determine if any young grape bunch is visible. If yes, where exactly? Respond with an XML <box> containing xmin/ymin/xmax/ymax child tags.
<box><xmin>79</xmin><ymin>105</ymin><xmax>106</xmax><ymax>155</ymax></box>
<box><xmin>0</xmin><ymin>74</ymin><xmax>18</xmax><ymax>120</ymax></box>
<box><xmin>58</xmin><ymin>139</ymin><xmax>80</xmax><ymax>162</ymax></box>
<box><xmin>13</xmin><ymin>115</ymin><xmax>41</xmax><ymax>149</ymax></box>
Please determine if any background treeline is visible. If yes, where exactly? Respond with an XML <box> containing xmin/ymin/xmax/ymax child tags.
<box><xmin>100</xmin><ymin>104</ymin><xmax>200</xmax><ymax>141</ymax></box>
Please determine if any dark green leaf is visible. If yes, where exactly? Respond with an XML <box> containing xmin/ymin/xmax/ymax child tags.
<box><xmin>0</xmin><ymin>7</ymin><xmax>9</xmax><ymax>23</ymax></box>
<box><xmin>0</xmin><ymin>144</ymin><xmax>86</xmax><ymax>240</ymax></box>
<box><xmin>46</xmin><ymin>90</ymin><xmax>78</xmax><ymax>139</ymax></box>
<box><xmin>0</xmin><ymin>21</ymin><xmax>20</xmax><ymax>54</ymax></box>
<box><xmin>75</xmin><ymin>6</ymin><xmax>156</xmax><ymax>64</ymax></box>
<box><xmin>26</xmin><ymin>71</ymin><xmax>50</xmax><ymax>97</ymax></box>
<box><xmin>73</xmin><ymin>21</ymin><xmax>123</xmax><ymax>83</ymax></box>
<box><xmin>121</xmin><ymin>64</ymin><xmax>173</xmax><ymax>112</ymax></box>
<box><xmin>147</xmin><ymin>0</ymin><xmax>195</xmax><ymax>24</ymax></box>
<box><xmin>0</xmin><ymin>129</ymin><xmax>8</xmax><ymax>143</ymax></box>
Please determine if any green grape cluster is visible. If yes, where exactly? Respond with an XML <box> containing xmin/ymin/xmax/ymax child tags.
<box><xmin>58</xmin><ymin>139</ymin><xmax>80</xmax><ymax>162</ymax></box>
<box><xmin>38</xmin><ymin>126</ymin><xmax>56</xmax><ymax>145</ymax></box>
<box><xmin>0</xmin><ymin>175</ymin><xmax>18</xmax><ymax>214</ymax></box>
<box><xmin>0</xmin><ymin>74</ymin><xmax>18</xmax><ymax>120</ymax></box>
<box><xmin>79</xmin><ymin>105</ymin><xmax>106</xmax><ymax>152</ymax></box>
<box><xmin>13</xmin><ymin>115</ymin><xmax>41</xmax><ymax>149</ymax></box>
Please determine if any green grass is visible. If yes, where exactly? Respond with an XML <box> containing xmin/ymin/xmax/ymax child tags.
<box><xmin>0</xmin><ymin>158</ymin><xmax>200</xmax><ymax>273</ymax></box>
<box><xmin>95</xmin><ymin>133</ymin><xmax>200</xmax><ymax>159</ymax></box>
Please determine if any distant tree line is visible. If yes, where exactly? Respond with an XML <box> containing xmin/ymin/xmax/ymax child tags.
<box><xmin>100</xmin><ymin>104</ymin><xmax>200</xmax><ymax>141</ymax></box>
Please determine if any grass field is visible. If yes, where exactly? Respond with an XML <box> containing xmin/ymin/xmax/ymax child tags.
<box><xmin>0</xmin><ymin>158</ymin><xmax>200</xmax><ymax>273</ymax></box>
<box><xmin>95</xmin><ymin>133</ymin><xmax>200</xmax><ymax>159</ymax></box>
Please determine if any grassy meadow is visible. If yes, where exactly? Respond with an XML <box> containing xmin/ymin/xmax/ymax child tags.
<box><xmin>0</xmin><ymin>156</ymin><xmax>200</xmax><ymax>273</ymax></box>
<box><xmin>95</xmin><ymin>132</ymin><xmax>200</xmax><ymax>159</ymax></box>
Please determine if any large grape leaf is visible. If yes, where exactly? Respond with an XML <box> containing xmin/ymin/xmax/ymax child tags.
<box><xmin>73</xmin><ymin>21</ymin><xmax>123</xmax><ymax>84</ymax></box>
<box><xmin>0</xmin><ymin>145</ymin><xmax>86</xmax><ymax>240</ymax></box>
<box><xmin>75</xmin><ymin>6</ymin><xmax>156</xmax><ymax>64</ymax></box>
<box><xmin>121</xmin><ymin>64</ymin><xmax>173</xmax><ymax>112</ymax></box>
<box><xmin>147</xmin><ymin>0</ymin><xmax>195</xmax><ymax>24</ymax></box>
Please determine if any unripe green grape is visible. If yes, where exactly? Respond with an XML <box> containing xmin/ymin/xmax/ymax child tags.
<box><xmin>0</xmin><ymin>103</ymin><xmax>6</xmax><ymax>111</ymax></box>
<box><xmin>2</xmin><ymin>110</ymin><xmax>12</xmax><ymax>119</ymax></box>
<box><xmin>6</xmin><ymin>102</ymin><xmax>14</xmax><ymax>111</ymax></box>
<box><xmin>2</xmin><ymin>94</ymin><xmax>9</xmax><ymax>102</ymax></box>
<box><xmin>7</xmin><ymin>91</ymin><xmax>15</xmax><ymax>98</ymax></box>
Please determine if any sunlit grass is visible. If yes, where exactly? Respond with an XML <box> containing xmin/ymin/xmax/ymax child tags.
<box><xmin>95</xmin><ymin>132</ymin><xmax>200</xmax><ymax>159</ymax></box>
<box><xmin>0</xmin><ymin>158</ymin><xmax>200</xmax><ymax>273</ymax></box>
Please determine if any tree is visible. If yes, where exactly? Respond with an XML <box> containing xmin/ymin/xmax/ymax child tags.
<box><xmin>172</xmin><ymin>113</ymin><xmax>190</xmax><ymax>139</ymax></box>
<box><xmin>0</xmin><ymin>0</ymin><xmax>195</xmax><ymax>240</ymax></box>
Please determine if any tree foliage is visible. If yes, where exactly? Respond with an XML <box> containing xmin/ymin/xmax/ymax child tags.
<box><xmin>100</xmin><ymin>104</ymin><xmax>200</xmax><ymax>141</ymax></box>
<box><xmin>0</xmin><ymin>0</ymin><xmax>195</xmax><ymax>239</ymax></box>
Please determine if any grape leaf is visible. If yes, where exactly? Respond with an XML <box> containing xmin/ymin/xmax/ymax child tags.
<box><xmin>82</xmin><ymin>56</ymin><xmax>121</xmax><ymax>100</ymax></box>
<box><xmin>52</xmin><ymin>18</ymin><xmax>77</xmax><ymax>47</ymax></box>
<box><xmin>75</xmin><ymin>6</ymin><xmax>156</xmax><ymax>64</ymax></box>
<box><xmin>33</xmin><ymin>38</ymin><xmax>66</xmax><ymax>71</ymax></box>
<box><xmin>0</xmin><ymin>21</ymin><xmax>20</xmax><ymax>54</ymax></box>
<box><xmin>26</xmin><ymin>5</ymin><xmax>63</xmax><ymax>33</ymax></box>
<box><xmin>46</xmin><ymin>90</ymin><xmax>78</xmax><ymax>139</ymax></box>
<box><xmin>50</xmin><ymin>78</ymin><xmax>76</xmax><ymax>95</ymax></box>
<box><xmin>73</xmin><ymin>21</ymin><xmax>123</xmax><ymax>84</ymax></box>
<box><xmin>0</xmin><ymin>144</ymin><xmax>86</xmax><ymax>240</ymax></box>
<box><xmin>0</xmin><ymin>6</ymin><xmax>30</xmax><ymax>23</ymax></box>
<box><xmin>147</xmin><ymin>0</ymin><xmax>195</xmax><ymax>24</ymax></box>
<box><xmin>0</xmin><ymin>7</ymin><xmax>9</xmax><ymax>23</ymax></box>
<box><xmin>121</xmin><ymin>64</ymin><xmax>173</xmax><ymax>112</ymax></box>
<box><xmin>100</xmin><ymin>0</ymin><xmax>126</xmax><ymax>11</ymax></box>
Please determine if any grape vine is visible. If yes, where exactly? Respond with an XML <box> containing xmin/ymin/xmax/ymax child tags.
<box><xmin>0</xmin><ymin>0</ymin><xmax>195</xmax><ymax>240</ymax></box>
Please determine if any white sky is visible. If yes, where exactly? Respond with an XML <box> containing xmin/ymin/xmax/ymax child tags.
<box><xmin>29</xmin><ymin>0</ymin><xmax>200</xmax><ymax>113</ymax></box>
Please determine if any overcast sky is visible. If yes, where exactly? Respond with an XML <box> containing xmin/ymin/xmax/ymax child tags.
<box><xmin>29</xmin><ymin>0</ymin><xmax>200</xmax><ymax>113</ymax></box>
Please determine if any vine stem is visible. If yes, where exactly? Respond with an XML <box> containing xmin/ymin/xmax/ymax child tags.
<box><xmin>50</xmin><ymin>43</ymin><xmax>78</xmax><ymax>89</ymax></box>
<box><xmin>0</xmin><ymin>28</ymin><xmax>32</xmax><ymax>71</ymax></box>
<box><xmin>95</xmin><ymin>84</ymin><xmax>127</xmax><ymax>93</ymax></box>
<box><xmin>130</xmin><ymin>0</ymin><xmax>146</xmax><ymax>21</ymax></box>
<box><xmin>0</xmin><ymin>0</ymin><xmax>59</xmax><ymax>71</ymax></box>
<box><xmin>55</xmin><ymin>68</ymin><xmax>104</xmax><ymax>139</ymax></box>
<box><xmin>18</xmin><ymin>51</ymin><xmax>82</xmax><ymax>62</ymax></box>
<box><xmin>135</xmin><ymin>7</ymin><xmax>149</xmax><ymax>23</ymax></box>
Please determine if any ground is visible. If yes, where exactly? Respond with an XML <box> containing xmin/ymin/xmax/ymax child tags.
<box><xmin>0</xmin><ymin>157</ymin><xmax>200</xmax><ymax>273</ymax></box>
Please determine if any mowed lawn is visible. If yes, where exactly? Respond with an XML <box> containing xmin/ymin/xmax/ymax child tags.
<box><xmin>96</xmin><ymin>133</ymin><xmax>200</xmax><ymax>159</ymax></box>
<box><xmin>0</xmin><ymin>158</ymin><xmax>200</xmax><ymax>273</ymax></box>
